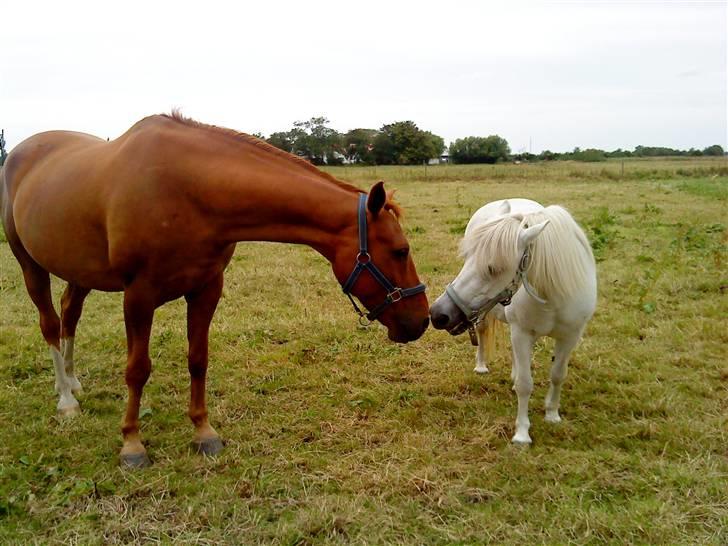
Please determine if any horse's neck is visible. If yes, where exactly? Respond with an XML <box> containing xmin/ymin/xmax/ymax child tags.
<box><xmin>189</xmin><ymin>156</ymin><xmax>358</xmax><ymax>261</ymax></box>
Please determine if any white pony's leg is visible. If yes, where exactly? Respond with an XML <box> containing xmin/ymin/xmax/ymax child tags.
<box><xmin>51</xmin><ymin>345</ymin><xmax>80</xmax><ymax>416</ymax></box>
<box><xmin>544</xmin><ymin>333</ymin><xmax>580</xmax><ymax>423</ymax></box>
<box><xmin>61</xmin><ymin>337</ymin><xmax>82</xmax><ymax>394</ymax></box>
<box><xmin>510</xmin><ymin>325</ymin><xmax>536</xmax><ymax>444</ymax></box>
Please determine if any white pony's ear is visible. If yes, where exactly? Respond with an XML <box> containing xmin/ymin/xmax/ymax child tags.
<box><xmin>498</xmin><ymin>200</ymin><xmax>511</xmax><ymax>215</ymax></box>
<box><xmin>518</xmin><ymin>220</ymin><xmax>550</xmax><ymax>248</ymax></box>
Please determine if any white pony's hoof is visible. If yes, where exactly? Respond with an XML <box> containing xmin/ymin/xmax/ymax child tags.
<box><xmin>511</xmin><ymin>432</ymin><xmax>532</xmax><ymax>445</ymax></box>
<box><xmin>473</xmin><ymin>365</ymin><xmax>489</xmax><ymax>374</ymax></box>
<box><xmin>57</xmin><ymin>403</ymin><xmax>81</xmax><ymax>418</ymax></box>
<box><xmin>544</xmin><ymin>411</ymin><xmax>561</xmax><ymax>423</ymax></box>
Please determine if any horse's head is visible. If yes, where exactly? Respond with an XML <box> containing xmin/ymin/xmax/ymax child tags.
<box><xmin>430</xmin><ymin>200</ymin><xmax>549</xmax><ymax>335</ymax></box>
<box><xmin>332</xmin><ymin>182</ymin><xmax>429</xmax><ymax>343</ymax></box>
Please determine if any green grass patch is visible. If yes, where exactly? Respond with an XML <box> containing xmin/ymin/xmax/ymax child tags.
<box><xmin>1</xmin><ymin>159</ymin><xmax>726</xmax><ymax>544</ymax></box>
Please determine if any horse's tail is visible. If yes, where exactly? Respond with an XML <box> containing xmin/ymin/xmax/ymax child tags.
<box><xmin>0</xmin><ymin>165</ymin><xmax>5</xmax><ymax>217</ymax></box>
<box><xmin>0</xmin><ymin>164</ymin><xmax>6</xmax><ymax>217</ymax></box>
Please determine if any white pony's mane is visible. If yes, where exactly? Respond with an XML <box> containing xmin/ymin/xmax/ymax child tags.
<box><xmin>460</xmin><ymin>205</ymin><xmax>594</xmax><ymax>303</ymax></box>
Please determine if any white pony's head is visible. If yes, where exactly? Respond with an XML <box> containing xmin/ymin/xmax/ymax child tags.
<box><xmin>430</xmin><ymin>200</ymin><xmax>549</xmax><ymax>335</ymax></box>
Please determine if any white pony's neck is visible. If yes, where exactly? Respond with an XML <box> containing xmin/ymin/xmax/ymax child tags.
<box><xmin>462</xmin><ymin>205</ymin><xmax>595</xmax><ymax>304</ymax></box>
<box><xmin>524</xmin><ymin>206</ymin><xmax>595</xmax><ymax>303</ymax></box>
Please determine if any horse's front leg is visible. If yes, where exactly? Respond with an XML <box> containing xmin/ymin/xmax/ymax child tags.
<box><xmin>510</xmin><ymin>324</ymin><xmax>536</xmax><ymax>444</ymax></box>
<box><xmin>119</xmin><ymin>286</ymin><xmax>155</xmax><ymax>468</ymax></box>
<box><xmin>185</xmin><ymin>274</ymin><xmax>224</xmax><ymax>456</ymax></box>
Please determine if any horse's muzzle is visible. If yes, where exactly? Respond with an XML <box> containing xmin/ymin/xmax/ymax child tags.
<box><xmin>389</xmin><ymin>316</ymin><xmax>429</xmax><ymax>343</ymax></box>
<box><xmin>429</xmin><ymin>295</ymin><xmax>468</xmax><ymax>336</ymax></box>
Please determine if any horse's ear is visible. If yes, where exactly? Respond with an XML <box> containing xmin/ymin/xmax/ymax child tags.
<box><xmin>498</xmin><ymin>200</ymin><xmax>511</xmax><ymax>215</ymax></box>
<box><xmin>518</xmin><ymin>220</ymin><xmax>550</xmax><ymax>248</ymax></box>
<box><xmin>367</xmin><ymin>181</ymin><xmax>387</xmax><ymax>217</ymax></box>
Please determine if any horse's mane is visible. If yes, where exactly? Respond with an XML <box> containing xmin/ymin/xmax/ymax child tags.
<box><xmin>461</xmin><ymin>205</ymin><xmax>594</xmax><ymax>302</ymax></box>
<box><xmin>161</xmin><ymin>110</ymin><xmax>402</xmax><ymax>218</ymax></box>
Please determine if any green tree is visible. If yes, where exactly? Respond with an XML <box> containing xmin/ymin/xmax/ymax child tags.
<box><xmin>570</xmin><ymin>148</ymin><xmax>606</xmax><ymax>162</ymax></box>
<box><xmin>426</xmin><ymin>132</ymin><xmax>446</xmax><ymax>159</ymax></box>
<box><xmin>538</xmin><ymin>150</ymin><xmax>560</xmax><ymax>161</ymax></box>
<box><xmin>702</xmin><ymin>144</ymin><xmax>725</xmax><ymax>156</ymax></box>
<box><xmin>449</xmin><ymin>135</ymin><xmax>511</xmax><ymax>164</ymax></box>
<box><xmin>292</xmin><ymin>117</ymin><xmax>342</xmax><ymax>165</ymax></box>
<box><xmin>267</xmin><ymin>130</ymin><xmax>300</xmax><ymax>153</ymax></box>
<box><xmin>373</xmin><ymin>121</ymin><xmax>443</xmax><ymax>165</ymax></box>
<box><xmin>343</xmin><ymin>128</ymin><xmax>378</xmax><ymax>164</ymax></box>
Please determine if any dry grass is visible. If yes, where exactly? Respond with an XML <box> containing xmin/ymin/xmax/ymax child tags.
<box><xmin>1</xmin><ymin>158</ymin><xmax>726</xmax><ymax>544</ymax></box>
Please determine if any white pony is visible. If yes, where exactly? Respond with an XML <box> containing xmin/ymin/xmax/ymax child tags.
<box><xmin>430</xmin><ymin>198</ymin><xmax>597</xmax><ymax>444</ymax></box>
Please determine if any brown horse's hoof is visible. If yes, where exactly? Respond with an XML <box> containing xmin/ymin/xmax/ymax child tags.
<box><xmin>57</xmin><ymin>403</ymin><xmax>81</xmax><ymax>418</ymax></box>
<box><xmin>193</xmin><ymin>437</ymin><xmax>224</xmax><ymax>457</ymax></box>
<box><xmin>120</xmin><ymin>452</ymin><xmax>151</xmax><ymax>469</ymax></box>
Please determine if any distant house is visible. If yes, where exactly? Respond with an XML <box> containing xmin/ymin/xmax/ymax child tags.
<box><xmin>429</xmin><ymin>151</ymin><xmax>450</xmax><ymax>165</ymax></box>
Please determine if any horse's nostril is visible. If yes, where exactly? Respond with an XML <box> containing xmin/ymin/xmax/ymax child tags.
<box><xmin>431</xmin><ymin>313</ymin><xmax>449</xmax><ymax>329</ymax></box>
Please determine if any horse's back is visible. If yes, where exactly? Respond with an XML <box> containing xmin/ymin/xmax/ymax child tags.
<box><xmin>2</xmin><ymin>116</ymin><xmax>231</xmax><ymax>292</ymax></box>
<box><xmin>3</xmin><ymin>130</ymin><xmax>126</xmax><ymax>288</ymax></box>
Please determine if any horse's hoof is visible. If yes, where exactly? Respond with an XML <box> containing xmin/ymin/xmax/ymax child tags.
<box><xmin>56</xmin><ymin>403</ymin><xmax>81</xmax><ymax>418</ymax></box>
<box><xmin>120</xmin><ymin>452</ymin><xmax>151</xmax><ymax>469</ymax></box>
<box><xmin>193</xmin><ymin>437</ymin><xmax>224</xmax><ymax>457</ymax></box>
<box><xmin>473</xmin><ymin>366</ymin><xmax>489</xmax><ymax>374</ymax></box>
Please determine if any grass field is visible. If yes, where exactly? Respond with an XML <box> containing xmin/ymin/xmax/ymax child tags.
<box><xmin>1</xmin><ymin>158</ymin><xmax>726</xmax><ymax>544</ymax></box>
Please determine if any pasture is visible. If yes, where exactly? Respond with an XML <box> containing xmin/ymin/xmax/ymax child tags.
<box><xmin>1</xmin><ymin>158</ymin><xmax>726</xmax><ymax>544</ymax></box>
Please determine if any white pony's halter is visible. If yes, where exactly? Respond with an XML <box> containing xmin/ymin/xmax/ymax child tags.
<box><xmin>445</xmin><ymin>247</ymin><xmax>546</xmax><ymax>345</ymax></box>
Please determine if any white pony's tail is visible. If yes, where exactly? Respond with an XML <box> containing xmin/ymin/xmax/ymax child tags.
<box><xmin>484</xmin><ymin>312</ymin><xmax>504</xmax><ymax>362</ymax></box>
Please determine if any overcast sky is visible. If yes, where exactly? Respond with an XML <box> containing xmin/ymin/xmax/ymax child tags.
<box><xmin>1</xmin><ymin>0</ymin><xmax>726</xmax><ymax>153</ymax></box>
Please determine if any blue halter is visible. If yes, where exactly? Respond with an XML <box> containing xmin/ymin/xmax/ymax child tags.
<box><xmin>342</xmin><ymin>194</ymin><xmax>426</xmax><ymax>325</ymax></box>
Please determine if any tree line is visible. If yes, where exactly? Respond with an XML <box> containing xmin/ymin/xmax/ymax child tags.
<box><xmin>265</xmin><ymin>117</ymin><xmax>447</xmax><ymax>166</ymax></box>
<box><xmin>262</xmin><ymin>117</ymin><xmax>724</xmax><ymax>165</ymax></box>
<box><xmin>514</xmin><ymin>144</ymin><xmax>726</xmax><ymax>163</ymax></box>
<box><xmin>0</xmin><ymin>121</ymin><xmax>723</xmax><ymax>167</ymax></box>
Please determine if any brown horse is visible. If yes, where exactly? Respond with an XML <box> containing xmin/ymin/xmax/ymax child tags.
<box><xmin>1</xmin><ymin>112</ymin><xmax>429</xmax><ymax>468</ymax></box>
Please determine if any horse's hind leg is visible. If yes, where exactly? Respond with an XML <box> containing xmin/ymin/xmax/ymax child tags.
<box><xmin>185</xmin><ymin>273</ymin><xmax>224</xmax><ymax>456</ymax></box>
<box><xmin>19</xmin><ymin>261</ymin><xmax>80</xmax><ymax>416</ymax></box>
<box><xmin>60</xmin><ymin>284</ymin><xmax>91</xmax><ymax>395</ymax></box>
<box><xmin>544</xmin><ymin>332</ymin><xmax>582</xmax><ymax>423</ymax></box>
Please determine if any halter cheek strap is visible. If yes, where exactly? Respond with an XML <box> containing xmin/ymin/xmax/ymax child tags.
<box><xmin>446</xmin><ymin>247</ymin><xmax>547</xmax><ymax>334</ymax></box>
<box><xmin>342</xmin><ymin>194</ymin><xmax>426</xmax><ymax>324</ymax></box>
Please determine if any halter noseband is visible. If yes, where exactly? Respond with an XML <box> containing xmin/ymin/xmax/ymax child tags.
<box><xmin>445</xmin><ymin>247</ymin><xmax>546</xmax><ymax>344</ymax></box>
<box><xmin>342</xmin><ymin>194</ymin><xmax>426</xmax><ymax>325</ymax></box>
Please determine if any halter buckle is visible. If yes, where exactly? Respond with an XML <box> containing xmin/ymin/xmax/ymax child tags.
<box><xmin>468</xmin><ymin>325</ymin><xmax>479</xmax><ymax>346</ymax></box>
<box><xmin>388</xmin><ymin>288</ymin><xmax>403</xmax><ymax>303</ymax></box>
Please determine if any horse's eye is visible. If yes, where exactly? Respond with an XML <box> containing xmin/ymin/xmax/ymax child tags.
<box><xmin>487</xmin><ymin>265</ymin><xmax>499</xmax><ymax>277</ymax></box>
<box><xmin>394</xmin><ymin>247</ymin><xmax>409</xmax><ymax>260</ymax></box>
